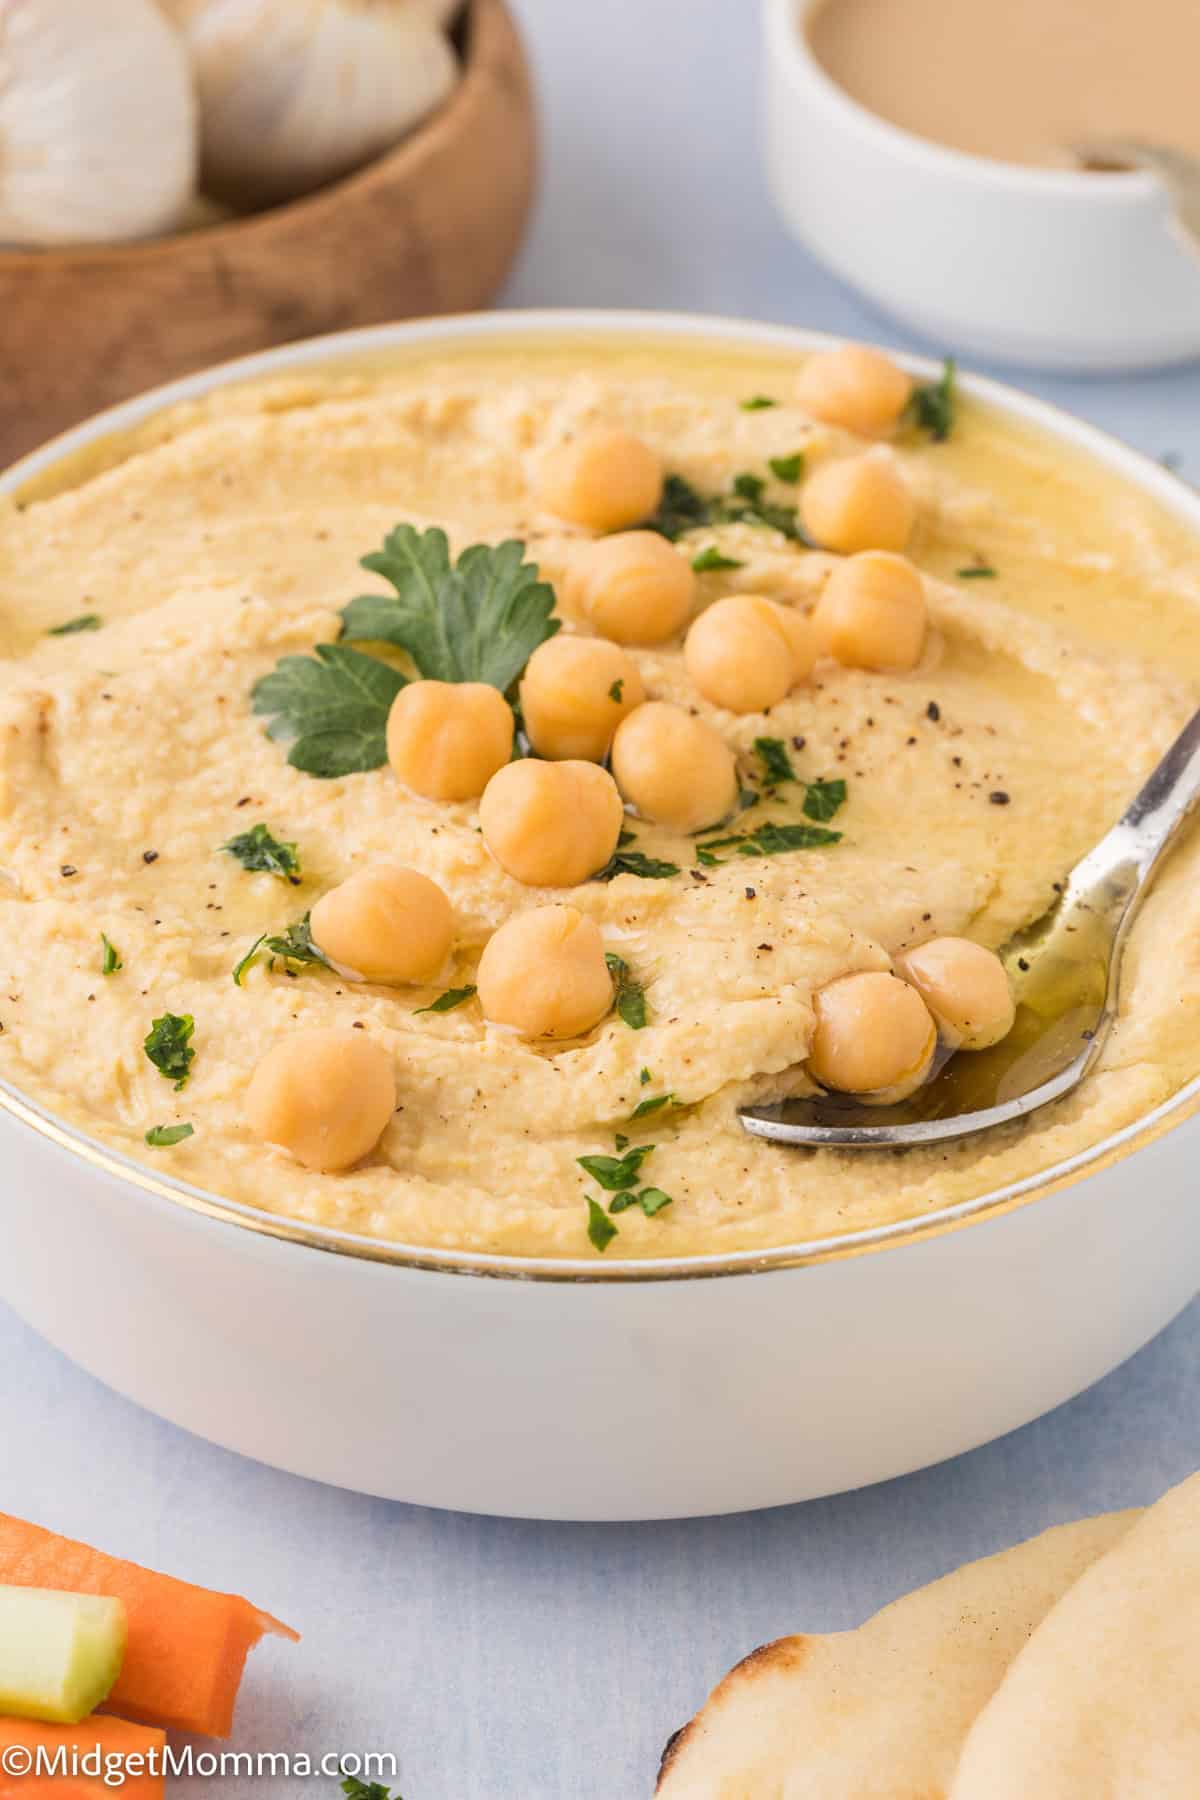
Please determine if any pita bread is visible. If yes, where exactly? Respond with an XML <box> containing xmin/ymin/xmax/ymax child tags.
<box><xmin>949</xmin><ymin>1473</ymin><xmax>1200</xmax><ymax>1797</ymax></box>
<box><xmin>656</xmin><ymin>1510</ymin><xmax>1136</xmax><ymax>1799</ymax></box>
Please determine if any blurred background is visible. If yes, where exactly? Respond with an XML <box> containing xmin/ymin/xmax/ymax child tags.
<box><xmin>5</xmin><ymin>0</ymin><xmax>1200</xmax><ymax>471</ymax></box>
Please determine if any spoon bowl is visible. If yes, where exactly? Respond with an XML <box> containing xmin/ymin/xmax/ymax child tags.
<box><xmin>741</xmin><ymin>708</ymin><xmax>1200</xmax><ymax>1149</ymax></box>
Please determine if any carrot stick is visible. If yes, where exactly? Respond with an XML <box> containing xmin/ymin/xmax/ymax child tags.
<box><xmin>0</xmin><ymin>1517</ymin><xmax>297</xmax><ymax>1739</ymax></box>
<box><xmin>0</xmin><ymin>1716</ymin><xmax>165</xmax><ymax>1798</ymax></box>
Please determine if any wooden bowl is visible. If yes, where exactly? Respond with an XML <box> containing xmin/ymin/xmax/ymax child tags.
<box><xmin>0</xmin><ymin>0</ymin><xmax>536</xmax><ymax>469</ymax></box>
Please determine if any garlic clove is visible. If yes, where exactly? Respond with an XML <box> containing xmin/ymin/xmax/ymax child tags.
<box><xmin>0</xmin><ymin>0</ymin><xmax>196</xmax><ymax>247</ymax></box>
<box><xmin>165</xmin><ymin>0</ymin><xmax>460</xmax><ymax>212</ymax></box>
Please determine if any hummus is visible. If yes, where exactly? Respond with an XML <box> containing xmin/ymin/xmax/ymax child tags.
<box><xmin>1</xmin><ymin>334</ymin><xmax>1198</xmax><ymax>1260</ymax></box>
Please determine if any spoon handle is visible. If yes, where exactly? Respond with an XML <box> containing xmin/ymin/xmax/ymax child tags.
<box><xmin>1072</xmin><ymin>707</ymin><xmax>1200</xmax><ymax>911</ymax></box>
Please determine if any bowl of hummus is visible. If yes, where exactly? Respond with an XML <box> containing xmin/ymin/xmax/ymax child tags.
<box><xmin>1</xmin><ymin>311</ymin><xmax>1198</xmax><ymax>1519</ymax></box>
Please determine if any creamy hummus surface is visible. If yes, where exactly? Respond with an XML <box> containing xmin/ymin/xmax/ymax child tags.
<box><xmin>1</xmin><ymin>335</ymin><xmax>1199</xmax><ymax>1260</ymax></box>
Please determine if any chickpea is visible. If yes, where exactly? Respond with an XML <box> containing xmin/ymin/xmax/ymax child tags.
<box><xmin>310</xmin><ymin>865</ymin><xmax>453</xmax><ymax>985</ymax></box>
<box><xmin>796</xmin><ymin>344</ymin><xmax>912</xmax><ymax>437</ymax></box>
<box><xmin>808</xmin><ymin>971</ymin><xmax>936</xmax><ymax>1103</ymax></box>
<box><xmin>245</xmin><ymin>1028</ymin><xmax>396</xmax><ymax>1172</ymax></box>
<box><xmin>562</xmin><ymin>531</ymin><xmax>695</xmax><ymax>646</ymax></box>
<box><xmin>387</xmin><ymin>680</ymin><xmax>513</xmax><ymax>803</ymax></box>
<box><xmin>537</xmin><ymin>429</ymin><xmax>664</xmax><ymax>532</ymax></box>
<box><xmin>519</xmin><ymin>635</ymin><xmax>645</xmax><ymax>762</ymax></box>
<box><xmin>610</xmin><ymin>700</ymin><xmax>738</xmax><ymax>833</ymax></box>
<box><xmin>477</xmin><ymin>905</ymin><xmax>613</xmax><ymax>1039</ymax></box>
<box><xmin>684</xmin><ymin>595</ymin><xmax>819</xmax><ymax>714</ymax></box>
<box><xmin>895</xmin><ymin>937</ymin><xmax>1015</xmax><ymax>1051</ymax></box>
<box><xmin>799</xmin><ymin>453</ymin><xmax>916</xmax><ymax>555</ymax></box>
<box><xmin>480</xmin><ymin>758</ymin><xmax>623</xmax><ymax>887</ymax></box>
<box><xmin>813</xmin><ymin>551</ymin><xmax>928</xmax><ymax>673</ymax></box>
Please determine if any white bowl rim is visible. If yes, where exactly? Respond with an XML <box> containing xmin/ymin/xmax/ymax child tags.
<box><xmin>767</xmin><ymin>0</ymin><xmax>1157</xmax><ymax>199</ymax></box>
<box><xmin>4</xmin><ymin>305</ymin><xmax>1200</xmax><ymax>1284</ymax></box>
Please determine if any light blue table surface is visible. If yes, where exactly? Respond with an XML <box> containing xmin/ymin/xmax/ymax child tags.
<box><xmin>4</xmin><ymin>4</ymin><xmax>1200</xmax><ymax>1796</ymax></box>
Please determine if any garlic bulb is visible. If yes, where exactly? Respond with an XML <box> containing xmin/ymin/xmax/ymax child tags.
<box><xmin>162</xmin><ymin>0</ymin><xmax>459</xmax><ymax>210</ymax></box>
<box><xmin>0</xmin><ymin>0</ymin><xmax>197</xmax><ymax>247</ymax></box>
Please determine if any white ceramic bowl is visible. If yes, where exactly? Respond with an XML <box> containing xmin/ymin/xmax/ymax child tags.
<box><xmin>3</xmin><ymin>310</ymin><xmax>1200</xmax><ymax>1521</ymax></box>
<box><xmin>764</xmin><ymin>0</ymin><xmax>1200</xmax><ymax>371</ymax></box>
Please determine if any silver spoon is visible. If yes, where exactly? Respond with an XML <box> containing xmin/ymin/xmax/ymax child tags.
<box><xmin>740</xmin><ymin>708</ymin><xmax>1200</xmax><ymax>1150</ymax></box>
<box><xmin>1072</xmin><ymin>137</ymin><xmax>1200</xmax><ymax>263</ymax></box>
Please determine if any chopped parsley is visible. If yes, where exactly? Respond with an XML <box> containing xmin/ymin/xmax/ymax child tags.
<box><xmin>908</xmin><ymin>357</ymin><xmax>957</xmax><ymax>441</ymax></box>
<box><xmin>251</xmin><ymin>643</ymin><xmax>407</xmax><ymax>779</ymax></box>
<box><xmin>631</xmin><ymin>1091</ymin><xmax>675</xmax><ymax>1120</ymax></box>
<box><xmin>641</xmin><ymin>473</ymin><xmax>717</xmax><ymax>540</ymax></box>
<box><xmin>608</xmin><ymin>679</ymin><xmax>625</xmax><ymax>703</ymax></box>
<box><xmin>144</xmin><ymin>1013</ymin><xmax>195</xmax><ymax>1089</ymax></box>
<box><xmin>594</xmin><ymin>846</ymin><xmax>681</xmax><ymax>882</ymax></box>
<box><xmin>643</xmin><ymin>471</ymin><xmax>812</xmax><ymax>545</ymax></box>
<box><xmin>956</xmin><ymin>562</ymin><xmax>996</xmax><ymax>579</ymax></box>
<box><xmin>767</xmin><ymin>452</ymin><xmax>805</xmax><ymax>484</ymax></box>
<box><xmin>581</xmin><ymin>1143</ymin><xmax>674</xmax><ymax>1243</ymax></box>
<box><xmin>696</xmin><ymin>819</ymin><xmax>842</xmax><ymax>865</ymax></box>
<box><xmin>605</xmin><ymin>954</ymin><xmax>648</xmax><ymax>1030</ymax></box>
<box><xmin>754</xmin><ymin>736</ymin><xmax>796</xmax><ymax>786</ymax></box>
<box><xmin>340</xmin><ymin>527</ymin><xmax>559</xmax><ymax>692</ymax></box>
<box><xmin>48</xmin><ymin>613</ymin><xmax>102</xmax><ymax>636</ymax></box>
<box><xmin>586</xmin><ymin>1196</ymin><xmax>619</xmax><ymax>1253</ymax></box>
<box><xmin>144</xmin><ymin>1122</ymin><xmax>194</xmax><ymax>1148</ymax></box>
<box><xmin>692</xmin><ymin>546</ymin><xmax>744</xmax><ymax>573</ymax></box>
<box><xmin>802</xmin><ymin>777</ymin><xmax>847</xmax><ymax>823</ymax></box>
<box><xmin>100</xmin><ymin>933</ymin><xmax>122</xmax><ymax>976</ymax></box>
<box><xmin>341</xmin><ymin>1781</ymin><xmax>402</xmax><ymax>1800</ymax></box>
<box><xmin>578</xmin><ymin>1144</ymin><xmax>656</xmax><ymax>1190</ymax></box>
<box><xmin>233</xmin><ymin>914</ymin><xmax>332</xmax><ymax>985</ymax></box>
<box><xmin>415</xmin><ymin>985</ymin><xmax>477</xmax><ymax>1014</ymax></box>
<box><xmin>639</xmin><ymin>1066</ymin><xmax>652</xmax><ymax>1085</ymax></box>
<box><xmin>220</xmin><ymin>822</ymin><xmax>302</xmax><ymax>884</ymax></box>
<box><xmin>609</xmin><ymin>1186</ymin><xmax>673</xmax><ymax>1218</ymax></box>
<box><xmin>740</xmin><ymin>395</ymin><xmax>778</xmax><ymax>411</ymax></box>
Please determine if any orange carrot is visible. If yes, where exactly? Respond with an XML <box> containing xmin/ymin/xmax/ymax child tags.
<box><xmin>0</xmin><ymin>1716</ymin><xmax>165</xmax><ymax>1798</ymax></box>
<box><xmin>0</xmin><ymin>1517</ymin><xmax>297</xmax><ymax>1740</ymax></box>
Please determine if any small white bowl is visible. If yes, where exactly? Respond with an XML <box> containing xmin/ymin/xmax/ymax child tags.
<box><xmin>764</xmin><ymin>0</ymin><xmax>1200</xmax><ymax>371</ymax></box>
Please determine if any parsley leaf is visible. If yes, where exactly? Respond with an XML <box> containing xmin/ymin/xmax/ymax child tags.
<box><xmin>610</xmin><ymin>1186</ymin><xmax>673</xmax><ymax>1217</ymax></box>
<box><xmin>144</xmin><ymin>1013</ymin><xmax>195</xmax><ymax>1089</ymax></box>
<box><xmin>802</xmin><ymin>777</ymin><xmax>847</xmax><ymax>823</ymax></box>
<box><xmin>909</xmin><ymin>357</ymin><xmax>957</xmax><ymax>441</ymax></box>
<box><xmin>692</xmin><ymin>545</ymin><xmax>744</xmax><ymax>573</ymax></box>
<box><xmin>100</xmin><ymin>933</ymin><xmax>122</xmax><ymax>976</ymax></box>
<box><xmin>578</xmin><ymin>1144</ymin><xmax>655</xmax><ymax>1191</ymax></box>
<box><xmin>768</xmin><ymin>452</ymin><xmax>805</xmax><ymax>484</ymax></box>
<box><xmin>415</xmin><ymin>985</ymin><xmax>477</xmax><ymax>1014</ymax></box>
<box><xmin>233</xmin><ymin>914</ymin><xmax>332</xmax><ymax>985</ymax></box>
<box><xmin>252</xmin><ymin>643</ymin><xmax>407</xmax><ymax>779</ymax></box>
<box><xmin>220</xmin><ymin>822</ymin><xmax>302</xmax><ymax>884</ymax></box>
<box><xmin>145</xmin><ymin>1122</ymin><xmax>194</xmax><ymax>1148</ymax></box>
<box><xmin>48</xmin><ymin>613</ymin><xmax>102</xmax><ymax>636</ymax></box>
<box><xmin>740</xmin><ymin>395</ymin><xmax>778</xmax><ymax>411</ymax></box>
<box><xmin>957</xmin><ymin>562</ymin><xmax>996</xmax><ymax>579</ymax></box>
<box><xmin>754</xmin><ymin>736</ymin><xmax>796</xmax><ymax>786</ymax></box>
<box><xmin>341</xmin><ymin>526</ymin><xmax>559</xmax><ymax>693</ymax></box>
<box><xmin>631</xmin><ymin>1091</ymin><xmax>675</xmax><ymax>1120</ymax></box>
<box><xmin>605</xmin><ymin>953</ymin><xmax>648</xmax><ymax>1029</ymax></box>
<box><xmin>342</xmin><ymin>1781</ymin><xmax>402</xmax><ymax>1800</ymax></box>
<box><xmin>635</xmin><ymin>1186</ymin><xmax>673</xmax><ymax>1216</ymax></box>
<box><xmin>586</xmin><ymin>1196</ymin><xmax>619</xmax><ymax>1253</ymax></box>
<box><xmin>608</xmin><ymin>679</ymin><xmax>624</xmax><ymax>703</ymax></box>
<box><xmin>594</xmin><ymin>847</ymin><xmax>681</xmax><ymax>882</ymax></box>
